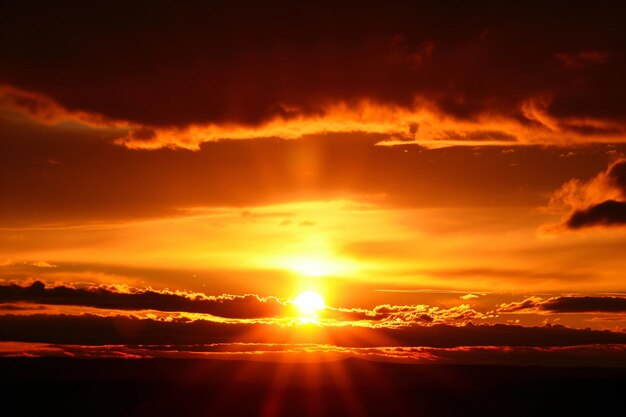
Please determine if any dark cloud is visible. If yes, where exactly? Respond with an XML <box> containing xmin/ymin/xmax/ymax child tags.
<box><xmin>1</xmin><ymin>1</ymin><xmax>625</xmax><ymax>148</ymax></box>
<box><xmin>0</xmin><ymin>282</ymin><xmax>485</xmax><ymax>325</ymax></box>
<box><xmin>0</xmin><ymin>303</ymin><xmax>48</xmax><ymax>311</ymax></box>
<box><xmin>329</xmin><ymin>303</ymin><xmax>484</xmax><ymax>324</ymax></box>
<box><xmin>0</xmin><ymin>281</ymin><xmax>287</xmax><ymax>319</ymax></box>
<box><xmin>608</xmin><ymin>159</ymin><xmax>626</xmax><ymax>190</ymax></box>
<box><xmin>500</xmin><ymin>296</ymin><xmax>626</xmax><ymax>313</ymax></box>
<box><xmin>544</xmin><ymin>296</ymin><xmax>626</xmax><ymax>313</ymax></box>
<box><xmin>548</xmin><ymin>159</ymin><xmax>626</xmax><ymax>231</ymax></box>
<box><xmin>2</xmin><ymin>313</ymin><xmax>626</xmax><ymax>347</ymax></box>
<box><xmin>567</xmin><ymin>200</ymin><xmax>626</xmax><ymax>228</ymax></box>
<box><xmin>4</xmin><ymin>341</ymin><xmax>626</xmax><ymax>367</ymax></box>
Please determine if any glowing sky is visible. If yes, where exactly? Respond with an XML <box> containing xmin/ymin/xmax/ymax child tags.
<box><xmin>2</xmin><ymin>1</ymin><xmax>626</xmax><ymax>363</ymax></box>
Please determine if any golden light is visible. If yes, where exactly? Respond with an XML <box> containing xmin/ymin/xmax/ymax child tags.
<box><xmin>282</xmin><ymin>255</ymin><xmax>359</xmax><ymax>278</ymax></box>
<box><xmin>290</xmin><ymin>258</ymin><xmax>332</xmax><ymax>277</ymax></box>
<box><xmin>293</xmin><ymin>291</ymin><xmax>326</xmax><ymax>316</ymax></box>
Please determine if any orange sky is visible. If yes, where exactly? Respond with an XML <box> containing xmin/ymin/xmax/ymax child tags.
<box><xmin>2</xmin><ymin>1</ymin><xmax>626</xmax><ymax>362</ymax></box>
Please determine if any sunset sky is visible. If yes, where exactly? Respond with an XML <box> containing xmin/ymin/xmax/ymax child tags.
<box><xmin>2</xmin><ymin>1</ymin><xmax>626</xmax><ymax>365</ymax></box>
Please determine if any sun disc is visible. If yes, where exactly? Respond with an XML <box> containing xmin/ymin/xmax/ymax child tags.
<box><xmin>293</xmin><ymin>291</ymin><xmax>326</xmax><ymax>315</ymax></box>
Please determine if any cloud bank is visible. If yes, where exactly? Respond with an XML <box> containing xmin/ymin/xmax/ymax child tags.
<box><xmin>1</xmin><ymin>313</ymin><xmax>626</xmax><ymax>348</ymax></box>
<box><xmin>0</xmin><ymin>282</ymin><xmax>486</xmax><ymax>325</ymax></box>
<box><xmin>2</xmin><ymin>1</ymin><xmax>626</xmax><ymax>149</ymax></box>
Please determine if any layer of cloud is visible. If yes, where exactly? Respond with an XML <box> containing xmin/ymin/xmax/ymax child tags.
<box><xmin>330</xmin><ymin>303</ymin><xmax>487</xmax><ymax>325</ymax></box>
<box><xmin>2</xmin><ymin>2</ymin><xmax>626</xmax><ymax>149</ymax></box>
<box><xmin>0</xmin><ymin>282</ymin><xmax>486</xmax><ymax>325</ymax></box>
<box><xmin>5</xmin><ymin>86</ymin><xmax>625</xmax><ymax>151</ymax></box>
<box><xmin>1</xmin><ymin>313</ymin><xmax>626</xmax><ymax>347</ymax></box>
<box><xmin>499</xmin><ymin>296</ymin><xmax>626</xmax><ymax>313</ymax></box>
<box><xmin>2</xmin><ymin>341</ymin><xmax>626</xmax><ymax>367</ymax></box>
<box><xmin>0</xmin><ymin>281</ymin><xmax>287</xmax><ymax>319</ymax></box>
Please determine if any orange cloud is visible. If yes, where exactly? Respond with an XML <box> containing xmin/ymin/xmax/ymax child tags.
<box><xmin>3</xmin><ymin>86</ymin><xmax>626</xmax><ymax>151</ymax></box>
<box><xmin>0</xmin><ymin>281</ymin><xmax>489</xmax><ymax>326</ymax></box>
<box><xmin>326</xmin><ymin>303</ymin><xmax>488</xmax><ymax>326</ymax></box>
<box><xmin>0</xmin><ymin>86</ymin><xmax>119</xmax><ymax>128</ymax></box>
<box><xmin>543</xmin><ymin>159</ymin><xmax>626</xmax><ymax>232</ymax></box>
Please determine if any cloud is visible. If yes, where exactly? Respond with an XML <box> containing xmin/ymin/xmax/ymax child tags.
<box><xmin>1</xmin><ymin>2</ymin><xmax>626</xmax><ymax>149</ymax></box>
<box><xmin>0</xmin><ymin>281</ymin><xmax>288</xmax><ymax>319</ymax></box>
<box><xmin>0</xmin><ymin>86</ymin><xmax>113</xmax><ymax>127</ymax></box>
<box><xmin>6</xmin><ymin>283</ymin><xmax>626</xmax><ymax>333</ymax></box>
<box><xmin>543</xmin><ymin>296</ymin><xmax>626</xmax><ymax>313</ymax></box>
<box><xmin>498</xmin><ymin>297</ymin><xmax>544</xmax><ymax>313</ymax></box>
<box><xmin>29</xmin><ymin>261</ymin><xmax>57</xmax><ymax>268</ymax></box>
<box><xmin>545</xmin><ymin>159</ymin><xmax>626</xmax><ymax>231</ymax></box>
<box><xmin>0</xmin><ymin>281</ymin><xmax>487</xmax><ymax>325</ymax></box>
<box><xmin>567</xmin><ymin>200</ymin><xmax>626</xmax><ymax>228</ymax></box>
<box><xmin>499</xmin><ymin>295</ymin><xmax>626</xmax><ymax>313</ymax></box>
<box><xmin>0</xmin><ymin>303</ymin><xmax>49</xmax><ymax>312</ymax></box>
<box><xmin>328</xmin><ymin>303</ymin><xmax>487</xmax><ymax>325</ymax></box>
<box><xmin>6</xmin><ymin>86</ymin><xmax>608</xmax><ymax>151</ymax></box>
<box><xmin>2</xmin><ymin>313</ymin><xmax>626</xmax><ymax>348</ymax></box>
<box><xmin>0</xmin><ymin>260</ymin><xmax>56</xmax><ymax>268</ymax></box>
<box><xmin>461</xmin><ymin>294</ymin><xmax>480</xmax><ymax>300</ymax></box>
<box><xmin>3</xmin><ymin>341</ymin><xmax>626</xmax><ymax>367</ymax></box>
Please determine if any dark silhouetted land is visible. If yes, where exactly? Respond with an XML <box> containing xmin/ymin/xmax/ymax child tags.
<box><xmin>1</xmin><ymin>358</ymin><xmax>625</xmax><ymax>416</ymax></box>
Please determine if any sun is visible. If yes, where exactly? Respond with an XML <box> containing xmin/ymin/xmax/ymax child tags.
<box><xmin>293</xmin><ymin>291</ymin><xmax>326</xmax><ymax>316</ymax></box>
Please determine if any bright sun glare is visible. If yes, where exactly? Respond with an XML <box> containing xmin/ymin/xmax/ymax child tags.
<box><xmin>291</xmin><ymin>258</ymin><xmax>332</xmax><ymax>277</ymax></box>
<box><xmin>284</xmin><ymin>255</ymin><xmax>358</xmax><ymax>278</ymax></box>
<box><xmin>293</xmin><ymin>291</ymin><xmax>326</xmax><ymax>316</ymax></box>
